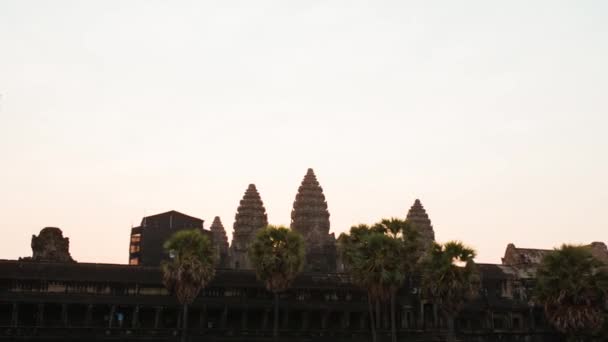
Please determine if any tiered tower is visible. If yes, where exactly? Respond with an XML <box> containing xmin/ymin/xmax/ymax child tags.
<box><xmin>405</xmin><ymin>199</ymin><xmax>436</xmax><ymax>251</ymax></box>
<box><xmin>230</xmin><ymin>184</ymin><xmax>268</xmax><ymax>269</ymax></box>
<box><xmin>209</xmin><ymin>216</ymin><xmax>229</xmax><ymax>268</ymax></box>
<box><xmin>291</xmin><ymin>168</ymin><xmax>337</xmax><ymax>272</ymax></box>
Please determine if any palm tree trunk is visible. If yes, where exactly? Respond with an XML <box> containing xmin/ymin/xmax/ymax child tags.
<box><xmin>367</xmin><ymin>292</ymin><xmax>377</xmax><ymax>342</ymax></box>
<box><xmin>273</xmin><ymin>292</ymin><xmax>279</xmax><ymax>339</ymax></box>
<box><xmin>446</xmin><ymin>314</ymin><xmax>455</xmax><ymax>342</ymax></box>
<box><xmin>376</xmin><ymin>299</ymin><xmax>381</xmax><ymax>331</ymax></box>
<box><xmin>390</xmin><ymin>293</ymin><xmax>396</xmax><ymax>342</ymax></box>
<box><xmin>181</xmin><ymin>303</ymin><xmax>188</xmax><ymax>342</ymax></box>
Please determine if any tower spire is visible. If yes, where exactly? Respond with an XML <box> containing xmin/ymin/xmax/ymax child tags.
<box><xmin>230</xmin><ymin>184</ymin><xmax>268</xmax><ymax>269</ymax></box>
<box><xmin>406</xmin><ymin>198</ymin><xmax>436</xmax><ymax>251</ymax></box>
<box><xmin>291</xmin><ymin>168</ymin><xmax>336</xmax><ymax>272</ymax></box>
<box><xmin>210</xmin><ymin>216</ymin><xmax>229</xmax><ymax>267</ymax></box>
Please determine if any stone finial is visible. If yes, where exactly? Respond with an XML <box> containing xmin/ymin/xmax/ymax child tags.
<box><xmin>291</xmin><ymin>168</ymin><xmax>336</xmax><ymax>272</ymax></box>
<box><xmin>229</xmin><ymin>184</ymin><xmax>268</xmax><ymax>269</ymax></box>
<box><xmin>405</xmin><ymin>199</ymin><xmax>436</xmax><ymax>251</ymax></box>
<box><xmin>31</xmin><ymin>227</ymin><xmax>75</xmax><ymax>263</ymax></box>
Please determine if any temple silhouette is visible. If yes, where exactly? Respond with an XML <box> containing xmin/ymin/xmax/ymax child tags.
<box><xmin>1</xmin><ymin>168</ymin><xmax>606</xmax><ymax>341</ymax></box>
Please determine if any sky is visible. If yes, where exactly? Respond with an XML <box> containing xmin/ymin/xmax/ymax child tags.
<box><xmin>0</xmin><ymin>1</ymin><xmax>607</xmax><ymax>265</ymax></box>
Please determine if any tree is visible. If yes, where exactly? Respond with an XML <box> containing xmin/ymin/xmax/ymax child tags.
<box><xmin>161</xmin><ymin>229</ymin><xmax>216</xmax><ymax>342</ymax></box>
<box><xmin>420</xmin><ymin>241</ymin><xmax>479</xmax><ymax>342</ymax></box>
<box><xmin>338</xmin><ymin>219</ymin><xmax>420</xmax><ymax>342</ymax></box>
<box><xmin>535</xmin><ymin>244</ymin><xmax>608</xmax><ymax>341</ymax></box>
<box><xmin>248</xmin><ymin>225</ymin><xmax>305</xmax><ymax>338</ymax></box>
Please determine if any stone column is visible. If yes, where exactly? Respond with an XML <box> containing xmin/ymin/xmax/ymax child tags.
<box><xmin>321</xmin><ymin>311</ymin><xmax>329</xmax><ymax>330</ymax></box>
<box><xmin>109</xmin><ymin>305</ymin><xmax>116</xmax><ymax>328</ymax></box>
<box><xmin>528</xmin><ymin>308</ymin><xmax>535</xmax><ymax>331</ymax></box>
<box><xmin>282</xmin><ymin>306</ymin><xmax>289</xmax><ymax>329</ymax></box>
<box><xmin>241</xmin><ymin>308</ymin><xmax>248</xmax><ymax>330</ymax></box>
<box><xmin>262</xmin><ymin>309</ymin><xmax>269</xmax><ymax>330</ymax></box>
<box><xmin>301</xmin><ymin>311</ymin><xmax>309</xmax><ymax>331</ymax></box>
<box><xmin>131</xmin><ymin>305</ymin><xmax>140</xmax><ymax>328</ymax></box>
<box><xmin>342</xmin><ymin>311</ymin><xmax>350</xmax><ymax>329</ymax></box>
<box><xmin>61</xmin><ymin>304</ymin><xmax>68</xmax><ymax>327</ymax></box>
<box><xmin>360</xmin><ymin>312</ymin><xmax>366</xmax><ymax>330</ymax></box>
<box><xmin>85</xmin><ymin>304</ymin><xmax>93</xmax><ymax>327</ymax></box>
<box><xmin>154</xmin><ymin>307</ymin><xmax>162</xmax><ymax>329</ymax></box>
<box><xmin>419</xmin><ymin>301</ymin><xmax>424</xmax><ymax>330</ymax></box>
<box><xmin>220</xmin><ymin>306</ymin><xmax>228</xmax><ymax>329</ymax></box>
<box><xmin>37</xmin><ymin>303</ymin><xmax>45</xmax><ymax>326</ymax></box>
<box><xmin>200</xmin><ymin>305</ymin><xmax>207</xmax><ymax>332</ymax></box>
<box><xmin>11</xmin><ymin>303</ymin><xmax>18</xmax><ymax>327</ymax></box>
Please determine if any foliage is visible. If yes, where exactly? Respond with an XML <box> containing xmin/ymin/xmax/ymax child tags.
<box><xmin>338</xmin><ymin>219</ymin><xmax>419</xmax><ymax>301</ymax></box>
<box><xmin>535</xmin><ymin>244</ymin><xmax>608</xmax><ymax>335</ymax></box>
<box><xmin>248</xmin><ymin>225</ymin><xmax>305</xmax><ymax>293</ymax></box>
<box><xmin>161</xmin><ymin>229</ymin><xmax>216</xmax><ymax>305</ymax></box>
<box><xmin>420</xmin><ymin>241</ymin><xmax>479</xmax><ymax>315</ymax></box>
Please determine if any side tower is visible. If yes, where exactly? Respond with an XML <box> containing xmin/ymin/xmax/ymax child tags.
<box><xmin>291</xmin><ymin>168</ymin><xmax>337</xmax><ymax>272</ymax></box>
<box><xmin>230</xmin><ymin>184</ymin><xmax>268</xmax><ymax>269</ymax></box>
<box><xmin>405</xmin><ymin>199</ymin><xmax>436</xmax><ymax>252</ymax></box>
<box><xmin>210</xmin><ymin>216</ymin><xmax>229</xmax><ymax>268</ymax></box>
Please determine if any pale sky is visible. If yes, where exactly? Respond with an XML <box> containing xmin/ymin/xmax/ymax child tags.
<box><xmin>1</xmin><ymin>1</ymin><xmax>607</xmax><ymax>265</ymax></box>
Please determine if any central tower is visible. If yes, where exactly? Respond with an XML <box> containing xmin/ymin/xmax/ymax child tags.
<box><xmin>290</xmin><ymin>168</ymin><xmax>337</xmax><ymax>272</ymax></box>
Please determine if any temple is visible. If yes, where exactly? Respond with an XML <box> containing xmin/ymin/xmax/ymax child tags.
<box><xmin>290</xmin><ymin>168</ymin><xmax>337</xmax><ymax>272</ymax></box>
<box><xmin>1</xmin><ymin>168</ymin><xmax>606</xmax><ymax>341</ymax></box>
<box><xmin>229</xmin><ymin>184</ymin><xmax>268</xmax><ymax>269</ymax></box>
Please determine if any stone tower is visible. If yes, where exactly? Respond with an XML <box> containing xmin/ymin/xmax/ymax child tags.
<box><xmin>230</xmin><ymin>184</ymin><xmax>268</xmax><ymax>269</ymax></box>
<box><xmin>291</xmin><ymin>168</ymin><xmax>337</xmax><ymax>272</ymax></box>
<box><xmin>210</xmin><ymin>216</ymin><xmax>229</xmax><ymax>268</ymax></box>
<box><xmin>31</xmin><ymin>227</ymin><xmax>75</xmax><ymax>263</ymax></box>
<box><xmin>405</xmin><ymin>199</ymin><xmax>436</xmax><ymax>251</ymax></box>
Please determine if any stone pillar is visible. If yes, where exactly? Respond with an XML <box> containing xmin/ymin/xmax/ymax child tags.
<box><xmin>321</xmin><ymin>311</ymin><xmax>329</xmax><ymax>330</ymax></box>
<box><xmin>301</xmin><ymin>311</ymin><xmax>309</xmax><ymax>331</ymax></box>
<box><xmin>432</xmin><ymin>303</ymin><xmax>438</xmax><ymax>329</ymax></box>
<box><xmin>37</xmin><ymin>303</ymin><xmax>45</xmax><ymax>326</ymax></box>
<box><xmin>528</xmin><ymin>308</ymin><xmax>535</xmax><ymax>331</ymax></box>
<box><xmin>241</xmin><ymin>308</ymin><xmax>248</xmax><ymax>330</ymax></box>
<box><xmin>61</xmin><ymin>304</ymin><xmax>68</xmax><ymax>327</ymax></box>
<box><xmin>11</xmin><ymin>303</ymin><xmax>18</xmax><ymax>327</ymax></box>
<box><xmin>419</xmin><ymin>301</ymin><xmax>424</xmax><ymax>330</ymax></box>
<box><xmin>262</xmin><ymin>309</ymin><xmax>269</xmax><ymax>330</ymax></box>
<box><xmin>342</xmin><ymin>311</ymin><xmax>350</xmax><ymax>329</ymax></box>
<box><xmin>131</xmin><ymin>305</ymin><xmax>140</xmax><ymax>328</ymax></box>
<box><xmin>154</xmin><ymin>307</ymin><xmax>162</xmax><ymax>329</ymax></box>
<box><xmin>109</xmin><ymin>305</ymin><xmax>116</xmax><ymax>328</ymax></box>
<box><xmin>282</xmin><ymin>306</ymin><xmax>289</xmax><ymax>329</ymax></box>
<box><xmin>220</xmin><ymin>306</ymin><xmax>228</xmax><ymax>329</ymax></box>
<box><xmin>85</xmin><ymin>304</ymin><xmax>93</xmax><ymax>327</ymax></box>
<box><xmin>200</xmin><ymin>305</ymin><xmax>207</xmax><ymax>331</ymax></box>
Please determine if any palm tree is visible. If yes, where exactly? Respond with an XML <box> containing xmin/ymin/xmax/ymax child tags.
<box><xmin>373</xmin><ymin>218</ymin><xmax>421</xmax><ymax>342</ymax></box>
<box><xmin>338</xmin><ymin>219</ymin><xmax>420</xmax><ymax>342</ymax></box>
<box><xmin>420</xmin><ymin>241</ymin><xmax>479</xmax><ymax>342</ymax></box>
<box><xmin>535</xmin><ymin>244</ymin><xmax>608</xmax><ymax>341</ymax></box>
<box><xmin>161</xmin><ymin>229</ymin><xmax>216</xmax><ymax>342</ymax></box>
<box><xmin>248</xmin><ymin>225</ymin><xmax>305</xmax><ymax>338</ymax></box>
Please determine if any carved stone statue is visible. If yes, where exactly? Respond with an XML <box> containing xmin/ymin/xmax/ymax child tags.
<box><xmin>31</xmin><ymin>227</ymin><xmax>75</xmax><ymax>263</ymax></box>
